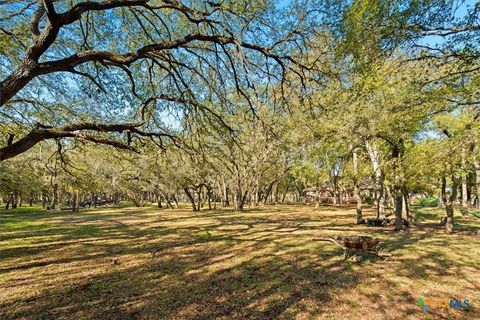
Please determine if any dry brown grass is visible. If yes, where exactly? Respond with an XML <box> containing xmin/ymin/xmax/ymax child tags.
<box><xmin>0</xmin><ymin>204</ymin><xmax>479</xmax><ymax>320</ymax></box>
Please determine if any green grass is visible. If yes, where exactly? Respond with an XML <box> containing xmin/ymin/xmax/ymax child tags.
<box><xmin>0</xmin><ymin>204</ymin><xmax>479</xmax><ymax>320</ymax></box>
<box><xmin>0</xmin><ymin>204</ymin><xmax>45</xmax><ymax>214</ymax></box>
<box><xmin>413</xmin><ymin>197</ymin><xmax>439</xmax><ymax>208</ymax></box>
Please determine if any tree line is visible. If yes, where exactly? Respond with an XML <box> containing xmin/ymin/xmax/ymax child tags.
<box><xmin>1</xmin><ymin>0</ymin><xmax>480</xmax><ymax>233</ymax></box>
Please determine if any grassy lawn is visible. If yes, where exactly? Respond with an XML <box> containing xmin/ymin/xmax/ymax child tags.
<box><xmin>0</xmin><ymin>204</ymin><xmax>479</xmax><ymax>320</ymax></box>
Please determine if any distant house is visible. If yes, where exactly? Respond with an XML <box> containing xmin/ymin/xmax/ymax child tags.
<box><xmin>304</xmin><ymin>179</ymin><xmax>375</xmax><ymax>205</ymax></box>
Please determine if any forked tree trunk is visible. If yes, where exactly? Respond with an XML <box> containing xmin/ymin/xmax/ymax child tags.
<box><xmin>234</xmin><ymin>191</ymin><xmax>248</xmax><ymax>211</ymax></box>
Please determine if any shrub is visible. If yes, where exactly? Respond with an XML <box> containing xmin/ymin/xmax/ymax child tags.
<box><xmin>415</xmin><ymin>197</ymin><xmax>439</xmax><ymax>207</ymax></box>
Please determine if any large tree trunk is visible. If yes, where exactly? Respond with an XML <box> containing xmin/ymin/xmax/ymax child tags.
<box><xmin>365</xmin><ymin>140</ymin><xmax>384</xmax><ymax>218</ymax></box>
<box><xmin>394</xmin><ymin>186</ymin><xmax>403</xmax><ymax>230</ymax></box>
<box><xmin>352</xmin><ymin>148</ymin><xmax>363</xmax><ymax>224</ymax></box>
<box><xmin>51</xmin><ymin>184</ymin><xmax>58</xmax><ymax>209</ymax></box>
<box><xmin>234</xmin><ymin>191</ymin><xmax>248</xmax><ymax>211</ymax></box>
<box><xmin>442</xmin><ymin>174</ymin><xmax>457</xmax><ymax>233</ymax></box>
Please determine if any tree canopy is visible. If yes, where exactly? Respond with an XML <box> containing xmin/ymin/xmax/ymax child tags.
<box><xmin>2</xmin><ymin>0</ymin><xmax>480</xmax><ymax>233</ymax></box>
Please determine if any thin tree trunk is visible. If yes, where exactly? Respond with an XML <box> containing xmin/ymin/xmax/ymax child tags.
<box><xmin>51</xmin><ymin>184</ymin><xmax>58</xmax><ymax>209</ymax></box>
<box><xmin>254</xmin><ymin>178</ymin><xmax>260</xmax><ymax>206</ymax></box>
<box><xmin>282</xmin><ymin>186</ymin><xmax>289</xmax><ymax>203</ymax></box>
<box><xmin>197</xmin><ymin>185</ymin><xmax>203</xmax><ymax>210</ymax></box>
<box><xmin>475</xmin><ymin>156</ymin><xmax>480</xmax><ymax>209</ymax></box>
<box><xmin>207</xmin><ymin>187</ymin><xmax>212</xmax><ymax>210</ymax></box>
<box><xmin>365</xmin><ymin>140</ymin><xmax>384</xmax><ymax>218</ymax></box>
<box><xmin>392</xmin><ymin>143</ymin><xmax>404</xmax><ymax>231</ymax></box>
<box><xmin>184</xmin><ymin>188</ymin><xmax>198</xmax><ymax>211</ymax></box>
<box><xmin>5</xmin><ymin>192</ymin><xmax>13</xmax><ymax>209</ymax></box>
<box><xmin>394</xmin><ymin>187</ymin><xmax>403</xmax><ymax>230</ymax></box>
<box><xmin>353</xmin><ymin>148</ymin><xmax>363</xmax><ymax>224</ymax></box>
<box><xmin>263</xmin><ymin>181</ymin><xmax>275</xmax><ymax>206</ymax></box>
<box><xmin>72</xmin><ymin>190</ymin><xmax>79</xmax><ymax>212</ymax></box>
<box><xmin>172</xmin><ymin>194</ymin><xmax>179</xmax><ymax>209</ymax></box>
<box><xmin>461</xmin><ymin>146</ymin><xmax>469</xmax><ymax>214</ymax></box>
<box><xmin>402</xmin><ymin>187</ymin><xmax>411</xmax><ymax>222</ymax></box>
<box><xmin>157</xmin><ymin>194</ymin><xmax>163</xmax><ymax>208</ymax></box>
<box><xmin>41</xmin><ymin>194</ymin><xmax>46</xmax><ymax>209</ymax></box>
<box><xmin>222</xmin><ymin>179</ymin><xmax>229</xmax><ymax>207</ymax></box>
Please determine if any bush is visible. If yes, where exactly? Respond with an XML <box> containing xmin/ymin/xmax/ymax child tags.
<box><xmin>415</xmin><ymin>197</ymin><xmax>439</xmax><ymax>207</ymax></box>
<box><xmin>363</xmin><ymin>195</ymin><xmax>373</xmax><ymax>205</ymax></box>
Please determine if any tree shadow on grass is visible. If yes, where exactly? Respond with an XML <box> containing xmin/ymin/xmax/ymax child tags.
<box><xmin>1</xmin><ymin>206</ymin><xmax>479</xmax><ymax>320</ymax></box>
<box><xmin>0</xmin><ymin>243</ymin><xmax>362</xmax><ymax>320</ymax></box>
